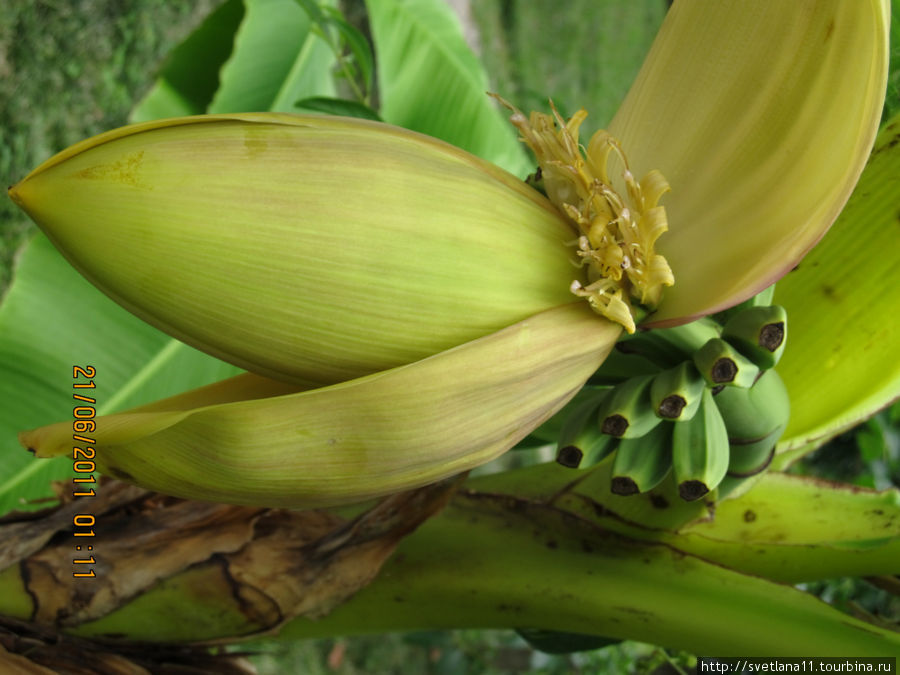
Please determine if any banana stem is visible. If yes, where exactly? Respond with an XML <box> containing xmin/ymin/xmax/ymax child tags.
<box><xmin>279</xmin><ymin>489</ymin><xmax>900</xmax><ymax>656</ymax></box>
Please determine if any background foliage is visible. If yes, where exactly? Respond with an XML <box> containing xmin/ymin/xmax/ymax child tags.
<box><xmin>1</xmin><ymin>0</ymin><xmax>897</xmax><ymax>672</ymax></box>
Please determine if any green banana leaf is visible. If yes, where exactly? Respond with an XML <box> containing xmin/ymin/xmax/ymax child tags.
<box><xmin>470</xmin><ymin>0</ymin><xmax>667</xmax><ymax>129</ymax></box>
<box><xmin>129</xmin><ymin>0</ymin><xmax>245</xmax><ymax>122</ymax></box>
<box><xmin>365</xmin><ymin>0</ymin><xmax>530</xmax><ymax>175</ymax></box>
<box><xmin>468</xmin><ymin>458</ymin><xmax>900</xmax><ymax>582</ymax></box>
<box><xmin>886</xmin><ymin>0</ymin><xmax>900</xmax><ymax>120</ymax></box>
<box><xmin>208</xmin><ymin>0</ymin><xmax>336</xmax><ymax>113</ymax></box>
<box><xmin>774</xmin><ymin>113</ymin><xmax>900</xmax><ymax>463</ymax></box>
<box><xmin>0</xmin><ymin>235</ymin><xmax>241</xmax><ymax>516</ymax></box>
<box><xmin>132</xmin><ymin>0</ymin><xmax>337</xmax><ymax>121</ymax></box>
<box><xmin>666</xmin><ymin>472</ymin><xmax>900</xmax><ymax>582</ymax></box>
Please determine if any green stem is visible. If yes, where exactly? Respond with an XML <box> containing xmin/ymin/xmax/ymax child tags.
<box><xmin>279</xmin><ymin>490</ymin><xmax>900</xmax><ymax>656</ymax></box>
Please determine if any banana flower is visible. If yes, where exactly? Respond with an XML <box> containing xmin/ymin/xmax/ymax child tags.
<box><xmin>9</xmin><ymin>1</ymin><xmax>888</xmax><ymax>507</ymax></box>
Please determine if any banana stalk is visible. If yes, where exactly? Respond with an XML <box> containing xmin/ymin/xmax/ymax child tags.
<box><xmin>276</xmin><ymin>486</ymin><xmax>899</xmax><ymax>656</ymax></box>
<box><xmin>0</xmin><ymin>477</ymin><xmax>460</xmax><ymax>645</ymax></box>
<box><xmin>0</xmin><ymin>615</ymin><xmax>256</xmax><ymax>674</ymax></box>
<box><xmin>1</xmin><ymin>464</ymin><xmax>896</xmax><ymax>656</ymax></box>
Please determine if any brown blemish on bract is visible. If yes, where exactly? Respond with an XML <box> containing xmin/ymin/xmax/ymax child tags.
<box><xmin>649</xmin><ymin>494</ymin><xmax>668</xmax><ymax>509</ymax></box>
<box><xmin>824</xmin><ymin>18</ymin><xmax>835</xmax><ymax>42</ymax></box>
<box><xmin>243</xmin><ymin>134</ymin><xmax>268</xmax><ymax>159</ymax></box>
<box><xmin>76</xmin><ymin>151</ymin><xmax>146</xmax><ymax>188</ymax></box>
<box><xmin>821</xmin><ymin>284</ymin><xmax>839</xmax><ymax>300</ymax></box>
<box><xmin>743</xmin><ymin>509</ymin><xmax>757</xmax><ymax>523</ymax></box>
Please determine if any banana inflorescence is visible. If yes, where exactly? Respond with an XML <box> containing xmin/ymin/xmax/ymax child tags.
<box><xmin>547</xmin><ymin>298</ymin><xmax>791</xmax><ymax>501</ymax></box>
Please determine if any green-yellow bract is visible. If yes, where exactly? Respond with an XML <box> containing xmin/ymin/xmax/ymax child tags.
<box><xmin>9</xmin><ymin>0</ymin><xmax>889</xmax><ymax>507</ymax></box>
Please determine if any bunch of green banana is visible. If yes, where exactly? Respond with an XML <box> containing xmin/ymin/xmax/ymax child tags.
<box><xmin>614</xmin><ymin>317</ymin><xmax>721</xmax><ymax>368</ymax></box>
<box><xmin>541</xmin><ymin>387</ymin><xmax>616</xmax><ymax>468</ymax></box>
<box><xmin>549</xmin><ymin>298</ymin><xmax>792</xmax><ymax>502</ymax></box>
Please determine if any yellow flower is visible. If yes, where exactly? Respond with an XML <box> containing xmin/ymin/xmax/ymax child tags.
<box><xmin>10</xmin><ymin>0</ymin><xmax>888</xmax><ymax>507</ymax></box>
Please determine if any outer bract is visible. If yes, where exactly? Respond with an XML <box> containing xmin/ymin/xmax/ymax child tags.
<box><xmin>20</xmin><ymin>304</ymin><xmax>618</xmax><ymax>507</ymax></box>
<box><xmin>9</xmin><ymin>113</ymin><xmax>579</xmax><ymax>386</ymax></box>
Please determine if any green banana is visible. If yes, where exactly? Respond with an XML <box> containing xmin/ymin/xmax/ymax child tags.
<box><xmin>610</xmin><ymin>421</ymin><xmax>673</xmax><ymax>495</ymax></box>
<box><xmin>649</xmin><ymin>361</ymin><xmax>706</xmax><ymax>421</ymax></box>
<box><xmin>692</xmin><ymin>338</ymin><xmax>760</xmax><ymax>388</ymax></box>
<box><xmin>615</xmin><ymin>318</ymin><xmax>721</xmax><ymax>368</ymax></box>
<box><xmin>713</xmin><ymin>284</ymin><xmax>776</xmax><ymax>325</ymax></box>
<box><xmin>558</xmin><ymin>433</ymin><xmax>618</xmax><ymax>469</ymax></box>
<box><xmin>588</xmin><ymin>345</ymin><xmax>662</xmax><ymax>386</ymax></box>
<box><xmin>721</xmin><ymin>305</ymin><xmax>788</xmax><ymax>370</ymax></box>
<box><xmin>714</xmin><ymin>370</ymin><xmax>790</xmax><ymax>477</ymax></box>
<box><xmin>672</xmin><ymin>388</ymin><xmax>730</xmax><ymax>501</ymax></box>
<box><xmin>596</xmin><ymin>375</ymin><xmax>661</xmax><ymax>439</ymax></box>
<box><xmin>554</xmin><ymin>387</ymin><xmax>616</xmax><ymax>468</ymax></box>
<box><xmin>531</xmin><ymin>386</ymin><xmax>610</xmax><ymax>443</ymax></box>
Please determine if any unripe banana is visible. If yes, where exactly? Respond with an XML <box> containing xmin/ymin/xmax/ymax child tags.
<box><xmin>556</xmin><ymin>433</ymin><xmax>617</xmax><ymax>469</ymax></box>
<box><xmin>588</xmin><ymin>345</ymin><xmax>661</xmax><ymax>386</ymax></box>
<box><xmin>724</xmin><ymin>430</ymin><xmax>781</xmax><ymax>477</ymax></box>
<box><xmin>610</xmin><ymin>421</ymin><xmax>673</xmax><ymax>495</ymax></box>
<box><xmin>596</xmin><ymin>375</ymin><xmax>661</xmax><ymax>439</ymax></box>
<box><xmin>555</xmin><ymin>388</ymin><xmax>617</xmax><ymax>468</ymax></box>
<box><xmin>531</xmin><ymin>386</ymin><xmax>610</xmax><ymax>443</ymax></box>
<box><xmin>692</xmin><ymin>338</ymin><xmax>760</xmax><ymax>388</ymax></box>
<box><xmin>615</xmin><ymin>318</ymin><xmax>721</xmax><ymax>368</ymax></box>
<box><xmin>650</xmin><ymin>361</ymin><xmax>705</xmax><ymax>421</ymax></box>
<box><xmin>721</xmin><ymin>305</ymin><xmax>788</xmax><ymax>370</ymax></box>
<box><xmin>714</xmin><ymin>369</ymin><xmax>790</xmax><ymax>476</ymax></box>
<box><xmin>713</xmin><ymin>284</ymin><xmax>776</xmax><ymax>325</ymax></box>
<box><xmin>671</xmin><ymin>388</ymin><xmax>730</xmax><ymax>501</ymax></box>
